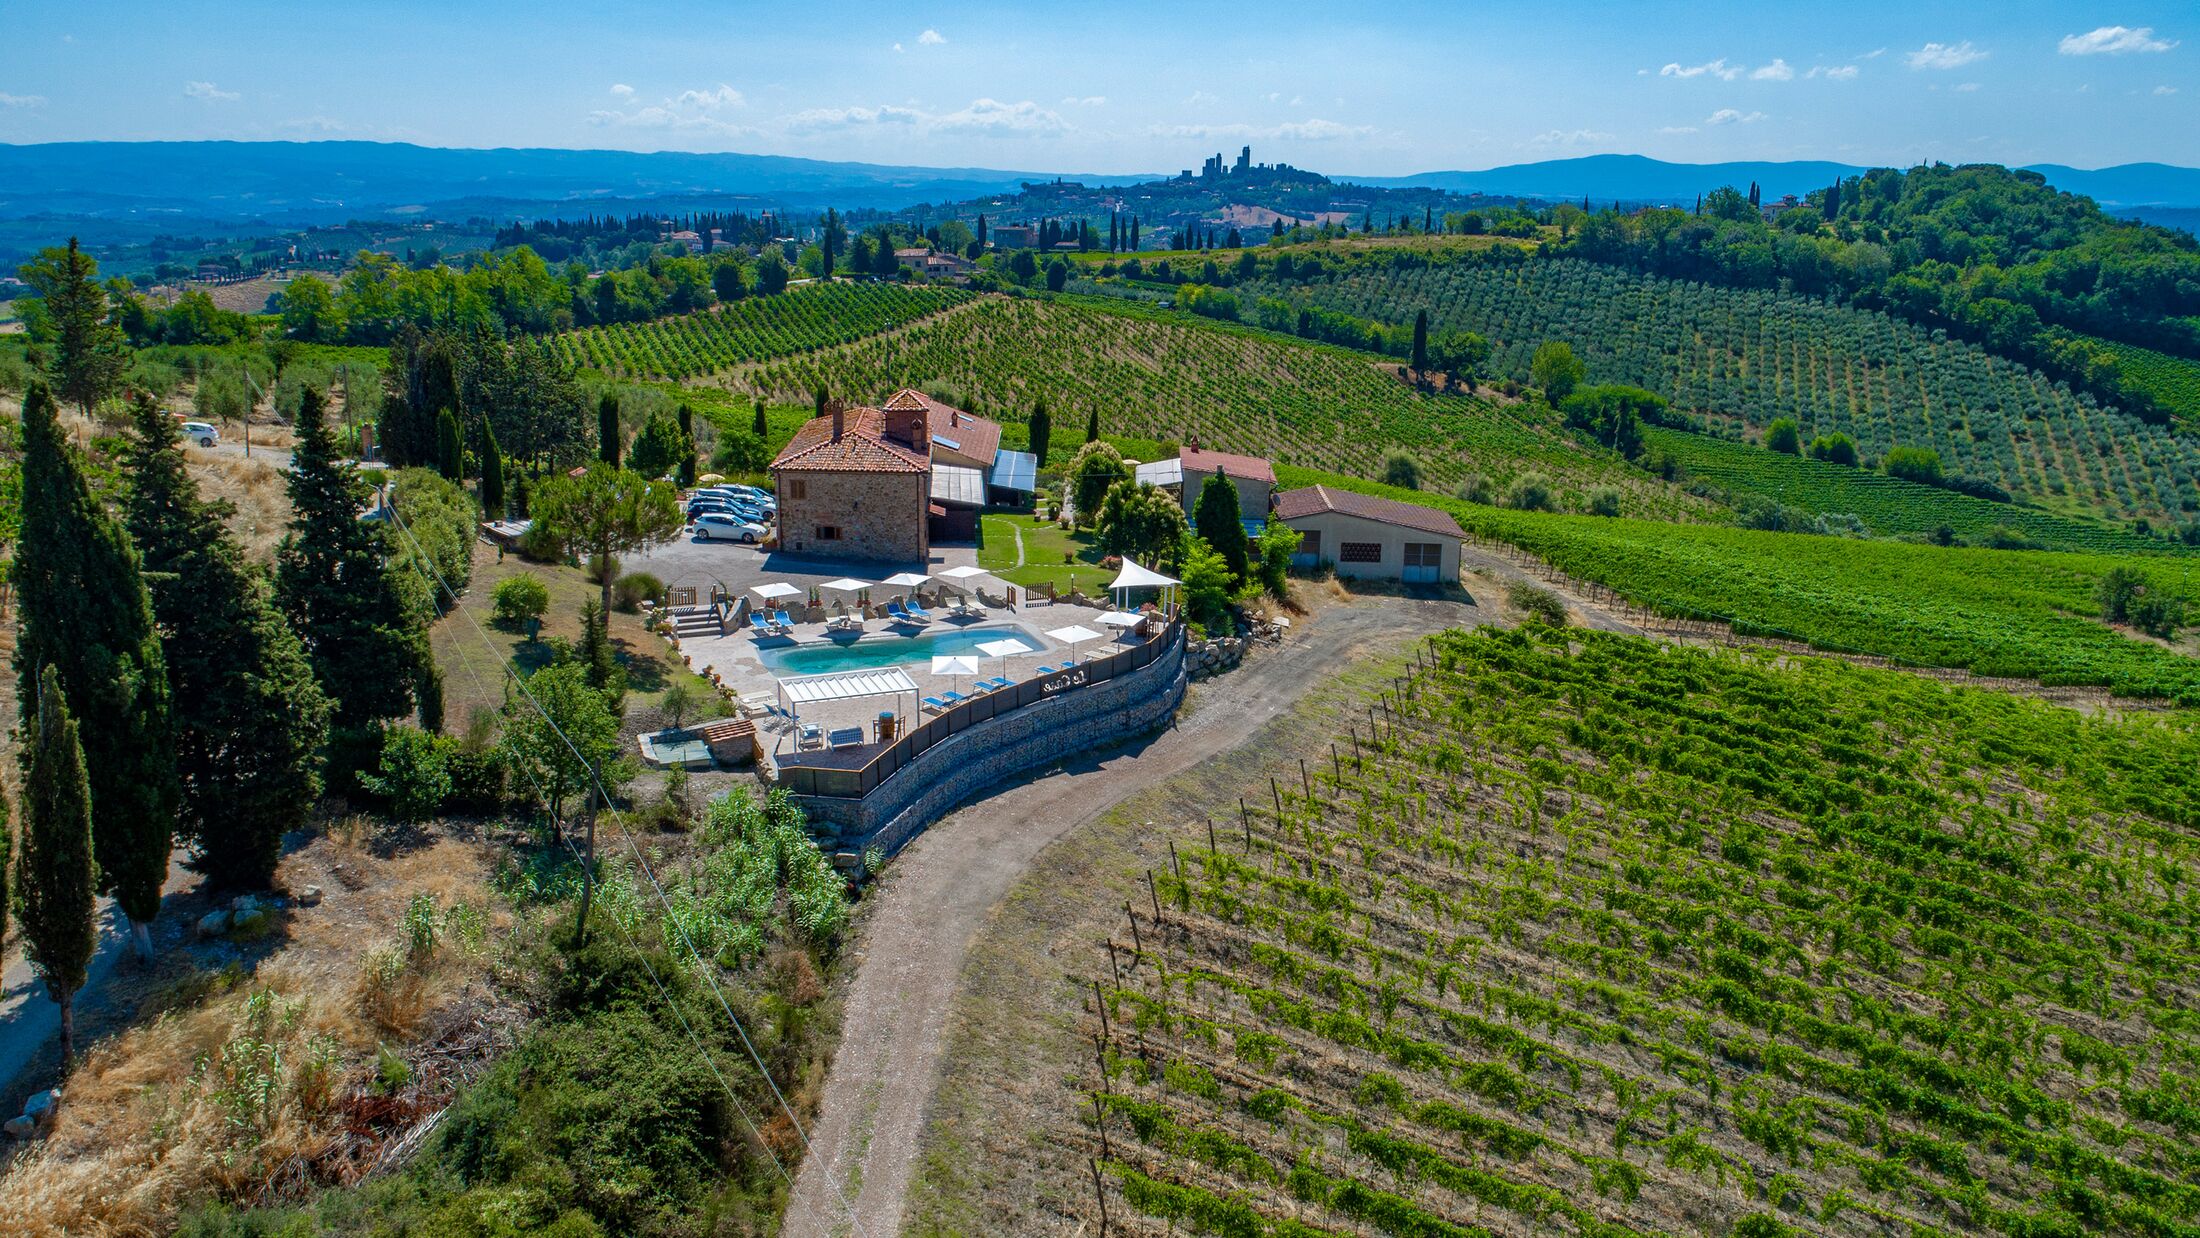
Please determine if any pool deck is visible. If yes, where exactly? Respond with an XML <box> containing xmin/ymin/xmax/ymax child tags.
<box><xmin>671</xmin><ymin>595</ymin><xmax>1141</xmax><ymax>770</ymax></box>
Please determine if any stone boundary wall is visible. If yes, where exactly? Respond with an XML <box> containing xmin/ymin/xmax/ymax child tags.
<box><xmin>795</xmin><ymin>631</ymin><xmax>1188</xmax><ymax>856</ymax></box>
<box><xmin>1185</xmin><ymin>635</ymin><xmax>1248</xmax><ymax>679</ymax></box>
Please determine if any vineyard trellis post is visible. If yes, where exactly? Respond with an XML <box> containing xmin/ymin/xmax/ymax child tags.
<box><xmin>1124</xmin><ymin>901</ymin><xmax>1142</xmax><ymax>958</ymax></box>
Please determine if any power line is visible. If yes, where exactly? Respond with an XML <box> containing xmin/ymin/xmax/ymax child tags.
<box><xmin>379</xmin><ymin>490</ymin><xmax>869</xmax><ymax>1236</ymax></box>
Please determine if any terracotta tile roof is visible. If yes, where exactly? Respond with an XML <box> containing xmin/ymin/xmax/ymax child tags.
<box><xmin>1180</xmin><ymin>445</ymin><xmax>1276</xmax><ymax>484</ymax></box>
<box><xmin>771</xmin><ymin>406</ymin><xmax>930</xmax><ymax>474</ymax></box>
<box><xmin>882</xmin><ymin>388</ymin><xmax>1002</xmax><ymax>466</ymax></box>
<box><xmin>1272</xmin><ymin>484</ymin><xmax>1464</xmax><ymax>539</ymax></box>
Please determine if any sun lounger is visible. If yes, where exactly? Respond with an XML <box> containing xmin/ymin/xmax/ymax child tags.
<box><xmin>937</xmin><ymin>690</ymin><xmax>966</xmax><ymax>707</ymax></box>
<box><xmin>748</xmin><ymin>612</ymin><xmax>773</xmax><ymax>635</ymax></box>
<box><xmin>887</xmin><ymin>600</ymin><xmax>923</xmax><ymax>624</ymax></box>
<box><xmin>978</xmin><ymin>676</ymin><xmax>1010</xmax><ymax>692</ymax></box>
<box><xmin>774</xmin><ymin>608</ymin><xmax>796</xmax><ymax>631</ymax></box>
<box><xmin>1035</xmin><ymin>664</ymin><xmax>1060</xmax><ymax>676</ymax></box>
<box><xmin>921</xmin><ymin>695</ymin><xmax>952</xmax><ymax>713</ymax></box>
<box><xmin>905</xmin><ymin>599</ymin><xmax>934</xmax><ymax>620</ymax></box>
<box><xmin>828</xmin><ymin>726</ymin><xmax>865</xmax><ymax>749</ymax></box>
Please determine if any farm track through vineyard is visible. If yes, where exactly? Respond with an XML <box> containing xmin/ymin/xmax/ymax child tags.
<box><xmin>1244</xmin><ymin>259</ymin><xmax>2200</xmax><ymax>523</ymax></box>
<box><xmin>950</xmin><ymin>625</ymin><xmax>2200</xmax><ymax>1237</ymax></box>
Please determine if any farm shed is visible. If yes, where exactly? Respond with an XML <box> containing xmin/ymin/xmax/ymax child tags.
<box><xmin>1274</xmin><ymin>484</ymin><xmax>1462</xmax><ymax>584</ymax></box>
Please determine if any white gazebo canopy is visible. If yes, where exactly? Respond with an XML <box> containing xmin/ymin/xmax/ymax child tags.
<box><xmin>751</xmin><ymin>581</ymin><xmax>802</xmax><ymax>604</ymax></box>
<box><xmin>776</xmin><ymin>666</ymin><xmax>921</xmax><ymax>731</ymax></box>
<box><xmin>1108</xmin><ymin>558</ymin><xmax>1180</xmax><ymax>614</ymax></box>
<box><xmin>1108</xmin><ymin>559</ymin><xmax>1179</xmax><ymax>591</ymax></box>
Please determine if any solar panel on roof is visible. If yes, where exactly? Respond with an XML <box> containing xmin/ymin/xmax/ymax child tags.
<box><xmin>989</xmin><ymin>449</ymin><xmax>1038</xmax><ymax>493</ymax></box>
<box><xmin>933</xmin><ymin>434</ymin><xmax>963</xmax><ymax>451</ymax></box>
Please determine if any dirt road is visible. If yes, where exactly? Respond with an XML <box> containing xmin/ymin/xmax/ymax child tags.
<box><xmin>781</xmin><ymin>592</ymin><xmax>1471</xmax><ymax>1237</ymax></box>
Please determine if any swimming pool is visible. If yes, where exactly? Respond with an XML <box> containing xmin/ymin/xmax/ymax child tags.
<box><xmin>757</xmin><ymin>622</ymin><xmax>1053</xmax><ymax>677</ymax></box>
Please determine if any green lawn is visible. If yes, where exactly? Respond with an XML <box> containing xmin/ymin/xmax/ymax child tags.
<box><xmin>977</xmin><ymin>511</ymin><xmax>1109</xmax><ymax>595</ymax></box>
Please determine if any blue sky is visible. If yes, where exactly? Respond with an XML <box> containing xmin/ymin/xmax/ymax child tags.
<box><xmin>1</xmin><ymin>1</ymin><xmax>2193</xmax><ymax>173</ymax></box>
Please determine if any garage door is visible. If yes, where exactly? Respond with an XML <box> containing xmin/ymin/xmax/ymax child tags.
<box><xmin>1402</xmin><ymin>542</ymin><xmax>1444</xmax><ymax>583</ymax></box>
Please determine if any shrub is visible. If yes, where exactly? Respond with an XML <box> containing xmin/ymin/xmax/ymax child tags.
<box><xmin>444</xmin><ymin>746</ymin><xmax>508</xmax><ymax>816</ymax></box>
<box><xmin>491</xmin><ymin>575</ymin><xmax>551</xmax><ymax>628</ymax></box>
<box><xmin>1807</xmin><ymin>432</ymin><xmax>1859</xmax><ymax>465</ymax></box>
<box><xmin>358</xmin><ymin>726</ymin><xmax>452</xmax><ymax>823</ymax></box>
<box><xmin>1884</xmin><ymin>445</ymin><xmax>1945</xmax><ymax>486</ymax></box>
<box><xmin>2131</xmin><ymin>589</ymin><xmax>2186</xmax><ymax>640</ymax></box>
<box><xmin>1454</xmin><ymin>473</ymin><xmax>1494</xmax><ymax>504</ymax></box>
<box><xmin>1764</xmin><ymin>418</ymin><xmax>1802</xmax><ymax>454</ymax></box>
<box><xmin>1504</xmin><ymin>472</ymin><xmax>1555</xmax><ymax>512</ymax></box>
<box><xmin>612</xmin><ymin>571</ymin><xmax>664</xmax><ymax>613</ymax></box>
<box><xmin>2098</xmin><ymin>566</ymin><xmax>2147</xmax><ymax>623</ymax></box>
<box><xmin>1382</xmin><ymin>451</ymin><xmax>1424</xmax><ymax>491</ymax></box>
<box><xmin>1509</xmin><ymin>581</ymin><xmax>1568</xmax><ymax>627</ymax></box>
<box><xmin>1067</xmin><ymin>440</ymin><xmax>1131</xmax><ymax>525</ymax></box>
<box><xmin>1586</xmin><ymin>486</ymin><xmax>1622</xmax><ymax>517</ymax></box>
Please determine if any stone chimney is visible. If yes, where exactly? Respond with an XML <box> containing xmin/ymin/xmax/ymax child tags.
<box><xmin>1184</xmin><ymin>432</ymin><xmax>1201</xmax><ymax>454</ymax></box>
<box><xmin>884</xmin><ymin>400</ymin><xmax>929</xmax><ymax>454</ymax></box>
<box><xmin>830</xmin><ymin>400</ymin><xmax>845</xmax><ymax>441</ymax></box>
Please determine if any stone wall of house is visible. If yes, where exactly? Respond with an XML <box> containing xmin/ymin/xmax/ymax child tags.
<box><xmin>795</xmin><ymin>629</ymin><xmax>1187</xmax><ymax>857</ymax></box>
<box><xmin>773</xmin><ymin>467</ymin><xmax>928</xmax><ymax>562</ymax></box>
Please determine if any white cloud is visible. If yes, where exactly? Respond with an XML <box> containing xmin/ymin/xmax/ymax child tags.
<box><xmin>1062</xmin><ymin>95</ymin><xmax>1107</xmax><ymax>106</ymax></box>
<box><xmin>588</xmin><ymin>82</ymin><xmax>752</xmax><ymax>136</ymax></box>
<box><xmin>917</xmin><ymin>28</ymin><xmax>946</xmax><ymax>45</ymax></box>
<box><xmin>1952</xmin><ymin>82</ymin><xmax>1981</xmax><ymax>93</ymax></box>
<box><xmin>2059</xmin><ymin>26</ymin><xmax>2176</xmax><ymax>55</ymax></box>
<box><xmin>1657</xmin><ymin>125</ymin><xmax>1700</xmax><ymax>134</ymax></box>
<box><xmin>1705</xmin><ymin>108</ymin><xmax>1767</xmax><ymax>125</ymax></box>
<box><xmin>1751</xmin><ymin>58</ymin><xmax>1795</xmax><ymax>81</ymax></box>
<box><xmin>1149</xmin><ymin>117</ymin><xmax>1373</xmax><ymax>142</ymax></box>
<box><xmin>1808</xmin><ymin>64</ymin><xmax>1859</xmax><ymax>81</ymax></box>
<box><xmin>933</xmin><ymin>97</ymin><xmax>1066</xmax><ymax>135</ymax></box>
<box><xmin>1861</xmin><ymin>47</ymin><xmax>1887</xmax><ymax>59</ymax></box>
<box><xmin>184</xmin><ymin>80</ymin><xmax>240</xmax><ymax>102</ymax></box>
<box><xmin>0</xmin><ymin>91</ymin><xmax>46</xmax><ymax>107</ymax></box>
<box><xmin>892</xmin><ymin>42</ymin><xmax>904</xmax><ymax>52</ymax></box>
<box><xmin>1528</xmin><ymin>128</ymin><xmax>1617</xmax><ymax>146</ymax></box>
<box><xmin>1660</xmin><ymin>58</ymin><xmax>1742</xmax><ymax>81</ymax></box>
<box><xmin>2157</xmin><ymin>85</ymin><xmax>2181</xmax><ymax>95</ymax></box>
<box><xmin>673</xmin><ymin>84</ymin><xmax>744</xmax><ymax>109</ymax></box>
<box><xmin>781</xmin><ymin>104</ymin><xmax>925</xmax><ymax>134</ymax></box>
<box><xmin>1184</xmin><ymin>89</ymin><xmax>1220</xmax><ymax>105</ymax></box>
<box><xmin>1906</xmin><ymin>41</ymin><xmax>1988</xmax><ymax>70</ymax></box>
<box><xmin>610</xmin><ymin>83</ymin><xmax>635</xmax><ymax>98</ymax></box>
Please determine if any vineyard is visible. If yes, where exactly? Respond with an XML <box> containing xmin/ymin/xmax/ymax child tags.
<box><xmin>1276</xmin><ymin>465</ymin><xmax>2200</xmax><ymax>705</ymax></box>
<box><xmin>1640</xmin><ymin>427</ymin><xmax>2165</xmax><ymax>555</ymax></box>
<box><xmin>2098</xmin><ymin>339</ymin><xmax>2200</xmax><ymax>426</ymax></box>
<box><xmin>724</xmin><ymin>294</ymin><xmax>1707</xmax><ymax>517</ymax></box>
<box><xmin>549</xmin><ymin>282</ymin><xmax>972</xmax><ymax>380</ymax></box>
<box><xmin>1244</xmin><ymin>259</ymin><xmax>2200</xmax><ymax>522</ymax></box>
<box><xmin>1072</xmin><ymin>626</ymin><xmax>2200</xmax><ymax>1236</ymax></box>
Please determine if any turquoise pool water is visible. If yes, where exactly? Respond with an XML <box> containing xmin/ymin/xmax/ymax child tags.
<box><xmin>757</xmin><ymin>622</ymin><xmax>1052</xmax><ymax>677</ymax></box>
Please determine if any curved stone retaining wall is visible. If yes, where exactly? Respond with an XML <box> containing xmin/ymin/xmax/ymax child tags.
<box><xmin>795</xmin><ymin>631</ymin><xmax>1188</xmax><ymax>857</ymax></box>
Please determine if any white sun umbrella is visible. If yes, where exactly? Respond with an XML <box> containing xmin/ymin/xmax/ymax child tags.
<box><xmin>880</xmin><ymin>571</ymin><xmax>931</xmax><ymax>596</ymax></box>
<box><xmin>1045</xmin><ymin>623</ymin><xmax>1101</xmax><ymax>665</ymax></box>
<box><xmin>818</xmin><ymin>577</ymin><xmax>870</xmax><ymax>607</ymax></box>
<box><xmin>931</xmin><ymin>653</ymin><xmax>982</xmax><ymax>695</ymax></box>
<box><xmin>750</xmin><ymin>581</ymin><xmax>801</xmax><ymax>607</ymax></box>
<box><xmin>977</xmin><ymin>636</ymin><xmax>1033</xmax><ymax>682</ymax></box>
<box><xmin>934</xmin><ymin>563</ymin><xmax>995</xmax><ymax>596</ymax></box>
<box><xmin>1096</xmin><ymin>609</ymin><xmax>1143</xmax><ymax>646</ymax></box>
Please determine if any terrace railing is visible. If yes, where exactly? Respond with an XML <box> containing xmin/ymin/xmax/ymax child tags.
<box><xmin>777</xmin><ymin>618</ymin><xmax>1185</xmax><ymax>799</ymax></box>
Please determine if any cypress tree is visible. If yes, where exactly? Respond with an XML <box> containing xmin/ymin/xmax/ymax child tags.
<box><xmin>278</xmin><ymin>387</ymin><xmax>421</xmax><ymax>733</ymax></box>
<box><xmin>1411</xmin><ymin>310</ymin><xmax>1430</xmax><ymax>376</ymax></box>
<box><xmin>20</xmin><ymin>667</ymin><xmax>97</xmax><ymax>1073</ymax></box>
<box><xmin>578</xmin><ymin>599</ymin><xmax>624</xmax><ymax>710</ymax></box>
<box><xmin>126</xmin><ymin>393</ymin><xmax>330</xmax><ymax>890</ymax></box>
<box><xmin>436</xmin><ymin>408</ymin><xmax>465</xmax><ymax>481</ymax></box>
<box><xmin>676</xmin><ymin>404</ymin><xmax>697</xmax><ymax>486</ymax></box>
<box><xmin>597</xmin><ymin>392</ymin><xmax>621</xmax><ymax>467</ymax></box>
<box><xmin>1084</xmin><ymin>407</ymin><xmax>1100</xmax><ymax>444</ymax></box>
<box><xmin>15</xmin><ymin>383</ymin><xmax>177</xmax><ymax>960</ymax></box>
<box><xmin>1193</xmin><ymin>473</ymin><xmax>1250</xmax><ymax>580</ymax></box>
<box><xmin>1029</xmin><ymin>397</ymin><xmax>1053</xmax><ymax>469</ymax></box>
<box><xmin>752</xmin><ymin>395</ymin><xmax>768</xmax><ymax>438</ymax></box>
<box><xmin>479</xmin><ymin>415</ymin><xmax>507</xmax><ymax>518</ymax></box>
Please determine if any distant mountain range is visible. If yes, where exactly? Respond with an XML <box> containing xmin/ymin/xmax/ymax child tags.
<box><xmin>0</xmin><ymin>141</ymin><xmax>1157</xmax><ymax>224</ymax></box>
<box><xmin>1354</xmin><ymin>153</ymin><xmax>2200</xmax><ymax>212</ymax></box>
<box><xmin>1</xmin><ymin>142</ymin><xmax>2195</xmax><ymax>241</ymax></box>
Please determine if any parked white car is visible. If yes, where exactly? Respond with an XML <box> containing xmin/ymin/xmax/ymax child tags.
<box><xmin>691</xmin><ymin>512</ymin><xmax>767</xmax><ymax>543</ymax></box>
<box><xmin>179</xmin><ymin>421</ymin><xmax>220</xmax><ymax>447</ymax></box>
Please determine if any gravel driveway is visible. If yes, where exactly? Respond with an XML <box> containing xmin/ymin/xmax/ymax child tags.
<box><xmin>781</xmin><ymin>591</ymin><xmax>1472</xmax><ymax>1237</ymax></box>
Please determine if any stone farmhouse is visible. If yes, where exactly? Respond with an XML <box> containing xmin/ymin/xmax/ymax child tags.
<box><xmin>770</xmin><ymin>390</ymin><xmax>1038</xmax><ymax>561</ymax></box>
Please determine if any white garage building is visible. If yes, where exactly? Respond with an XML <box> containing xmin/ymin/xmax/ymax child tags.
<box><xmin>1274</xmin><ymin>484</ymin><xmax>1464</xmax><ymax>584</ymax></box>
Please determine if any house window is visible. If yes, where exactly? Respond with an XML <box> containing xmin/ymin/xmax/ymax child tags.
<box><xmin>1403</xmin><ymin>543</ymin><xmax>1442</xmax><ymax>566</ymax></box>
<box><xmin>816</xmin><ymin>526</ymin><xmax>842</xmax><ymax>541</ymax></box>
<box><xmin>1297</xmin><ymin>530</ymin><xmax>1321</xmax><ymax>556</ymax></box>
<box><xmin>788</xmin><ymin>478</ymin><xmax>808</xmax><ymax>501</ymax></box>
<box><xmin>1339</xmin><ymin>541</ymin><xmax>1383</xmax><ymax>563</ymax></box>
